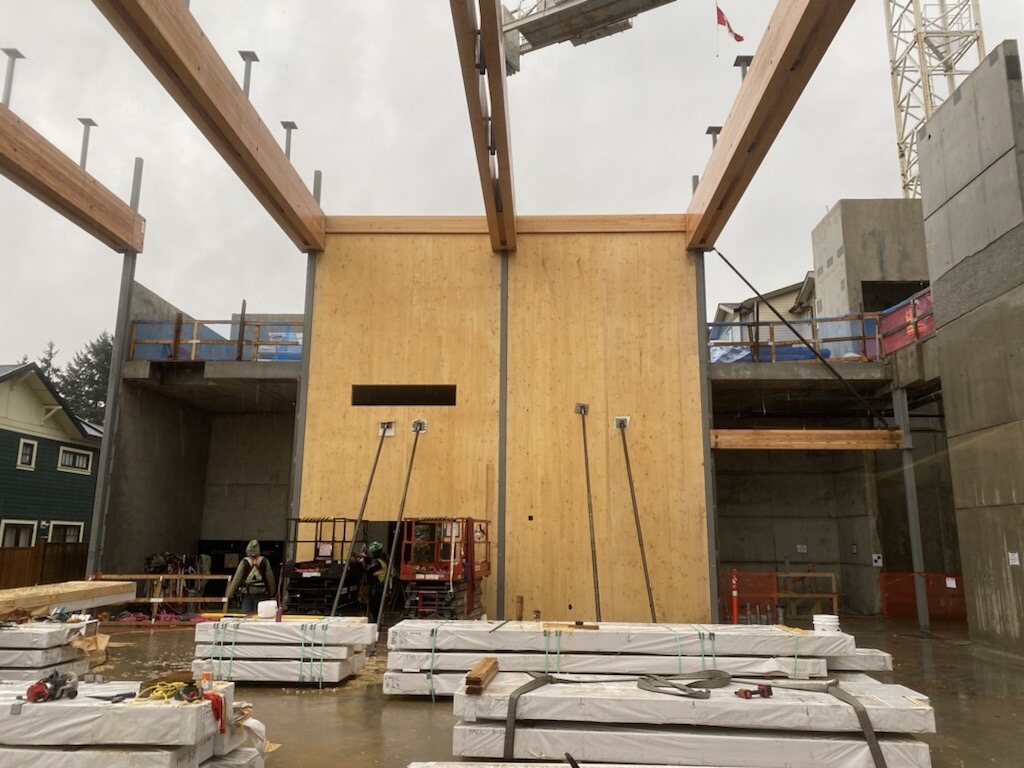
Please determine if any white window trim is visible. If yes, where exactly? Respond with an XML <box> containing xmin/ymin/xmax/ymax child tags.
<box><xmin>16</xmin><ymin>438</ymin><xmax>37</xmax><ymax>471</ymax></box>
<box><xmin>57</xmin><ymin>446</ymin><xmax>93</xmax><ymax>476</ymax></box>
<box><xmin>0</xmin><ymin>519</ymin><xmax>38</xmax><ymax>547</ymax></box>
<box><xmin>47</xmin><ymin>520</ymin><xmax>85</xmax><ymax>544</ymax></box>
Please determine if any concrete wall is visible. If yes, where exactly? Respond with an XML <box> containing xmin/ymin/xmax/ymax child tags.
<box><xmin>716</xmin><ymin>450</ymin><xmax>882</xmax><ymax>615</ymax></box>
<box><xmin>919</xmin><ymin>40</ymin><xmax>1024</xmax><ymax>653</ymax></box>
<box><xmin>103</xmin><ymin>385</ymin><xmax>210</xmax><ymax>572</ymax></box>
<box><xmin>202</xmin><ymin>413</ymin><xmax>293</xmax><ymax>542</ymax></box>
<box><xmin>812</xmin><ymin>199</ymin><xmax>929</xmax><ymax>317</ymax></box>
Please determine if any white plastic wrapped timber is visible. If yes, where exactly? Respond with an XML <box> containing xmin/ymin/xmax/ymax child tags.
<box><xmin>195</xmin><ymin>642</ymin><xmax>352</xmax><ymax>660</ymax></box>
<box><xmin>827</xmin><ymin>647</ymin><xmax>894</xmax><ymax>672</ymax></box>
<box><xmin>0</xmin><ymin>619</ymin><xmax>97</xmax><ymax>649</ymax></box>
<box><xmin>386</xmin><ymin>650</ymin><xmax>828</xmax><ymax>678</ymax></box>
<box><xmin>383</xmin><ymin>671</ymin><xmax>466</xmax><ymax>696</ymax></box>
<box><xmin>193</xmin><ymin>653</ymin><xmax>366</xmax><ymax>684</ymax></box>
<box><xmin>195</xmin><ymin>617</ymin><xmax>376</xmax><ymax>647</ymax></box>
<box><xmin>0</xmin><ymin>680</ymin><xmax>231</xmax><ymax>747</ymax></box>
<box><xmin>388</xmin><ymin>619</ymin><xmax>857</xmax><ymax>656</ymax></box>
<box><xmin>453</xmin><ymin>673</ymin><xmax>935</xmax><ymax>733</ymax></box>
<box><xmin>0</xmin><ymin>644</ymin><xmax>84</xmax><ymax>668</ymax></box>
<box><xmin>451</xmin><ymin>721</ymin><xmax>933</xmax><ymax>767</ymax></box>
<box><xmin>0</xmin><ymin>736</ymin><xmax>215</xmax><ymax>768</ymax></box>
<box><xmin>0</xmin><ymin>658</ymin><xmax>89</xmax><ymax>681</ymax></box>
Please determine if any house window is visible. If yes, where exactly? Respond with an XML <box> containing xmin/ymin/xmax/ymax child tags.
<box><xmin>1</xmin><ymin>520</ymin><xmax>37</xmax><ymax>548</ymax></box>
<box><xmin>48</xmin><ymin>521</ymin><xmax>84</xmax><ymax>544</ymax></box>
<box><xmin>827</xmin><ymin>256</ymin><xmax>834</xmax><ymax>269</ymax></box>
<box><xmin>16</xmin><ymin>438</ymin><xmax>37</xmax><ymax>470</ymax></box>
<box><xmin>57</xmin><ymin>447</ymin><xmax>93</xmax><ymax>475</ymax></box>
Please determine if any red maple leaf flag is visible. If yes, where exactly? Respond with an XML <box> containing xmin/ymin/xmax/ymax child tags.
<box><xmin>717</xmin><ymin>4</ymin><xmax>745</xmax><ymax>43</ymax></box>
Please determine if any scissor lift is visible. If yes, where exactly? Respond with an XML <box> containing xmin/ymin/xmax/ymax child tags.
<box><xmin>399</xmin><ymin>517</ymin><xmax>491</xmax><ymax>619</ymax></box>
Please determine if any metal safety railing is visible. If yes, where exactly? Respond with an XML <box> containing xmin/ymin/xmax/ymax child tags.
<box><xmin>879</xmin><ymin>287</ymin><xmax>935</xmax><ymax>355</ymax></box>
<box><xmin>129</xmin><ymin>315</ymin><xmax>303</xmax><ymax>363</ymax></box>
<box><xmin>708</xmin><ymin>314</ymin><xmax>882</xmax><ymax>364</ymax></box>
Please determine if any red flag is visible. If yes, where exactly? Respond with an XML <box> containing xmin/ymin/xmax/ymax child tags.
<box><xmin>717</xmin><ymin>4</ymin><xmax>744</xmax><ymax>42</ymax></box>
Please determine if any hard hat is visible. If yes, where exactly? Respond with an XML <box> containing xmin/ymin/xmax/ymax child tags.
<box><xmin>369</xmin><ymin>541</ymin><xmax>384</xmax><ymax>555</ymax></box>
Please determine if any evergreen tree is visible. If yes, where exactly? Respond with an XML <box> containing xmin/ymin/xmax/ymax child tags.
<box><xmin>15</xmin><ymin>354</ymin><xmax>28</xmax><ymax>365</ymax></box>
<box><xmin>37</xmin><ymin>340</ymin><xmax>60</xmax><ymax>379</ymax></box>
<box><xmin>57</xmin><ymin>332</ymin><xmax>112</xmax><ymax>424</ymax></box>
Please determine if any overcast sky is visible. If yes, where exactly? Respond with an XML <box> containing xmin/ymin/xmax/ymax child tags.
<box><xmin>2</xmin><ymin>1</ymin><xmax>1022</xmax><ymax>364</ymax></box>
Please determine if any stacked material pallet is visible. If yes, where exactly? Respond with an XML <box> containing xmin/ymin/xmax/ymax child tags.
<box><xmin>0</xmin><ymin>620</ymin><xmax>96</xmax><ymax>681</ymax></box>
<box><xmin>384</xmin><ymin>619</ymin><xmax>887</xmax><ymax>696</ymax></box>
<box><xmin>193</xmin><ymin>617</ymin><xmax>377</xmax><ymax>684</ymax></box>
<box><xmin>0</xmin><ymin>679</ymin><xmax>268</xmax><ymax>767</ymax></box>
<box><xmin>451</xmin><ymin>672</ymin><xmax>935</xmax><ymax>766</ymax></box>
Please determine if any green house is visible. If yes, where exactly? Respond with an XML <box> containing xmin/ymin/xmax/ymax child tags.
<box><xmin>0</xmin><ymin>363</ymin><xmax>101</xmax><ymax>547</ymax></box>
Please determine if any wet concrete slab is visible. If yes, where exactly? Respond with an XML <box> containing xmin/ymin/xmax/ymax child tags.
<box><xmin>94</xmin><ymin>617</ymin><xmax>1023</xmax><ymax>768</ymax></box>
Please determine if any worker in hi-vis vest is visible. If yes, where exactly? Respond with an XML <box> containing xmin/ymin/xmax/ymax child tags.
<box><xmin>358</xmin><ymin>541</ymin><xmax>388</xmax><ymax>619</ymax></box>
<box><xmin>226</xmin><ymin>539</ymin><xmax>276</xmax><ymax>614</ymax></box>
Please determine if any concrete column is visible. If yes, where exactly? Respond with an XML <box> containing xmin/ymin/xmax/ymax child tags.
<box><xmin>893</xmin><ymin>387</ymin><xmax>931</xmax><ymax>631</ymax></box>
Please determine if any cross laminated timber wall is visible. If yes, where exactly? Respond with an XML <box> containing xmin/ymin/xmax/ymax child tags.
<box><xmin>301</xmin><ymin>217</ymin><xmax>710</xmax><ymax>622</ymax></box>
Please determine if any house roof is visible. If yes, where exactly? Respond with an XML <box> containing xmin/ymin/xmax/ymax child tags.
<box><xmin>0</xmin><ymin>363</ymin><xmax>102</xmax><ymax>442</ymax></box>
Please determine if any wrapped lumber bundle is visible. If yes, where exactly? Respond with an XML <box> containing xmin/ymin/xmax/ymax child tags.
<box><xmin>384</xmin><ymin>619</ymin><xmax>892</xmax><ymax>697</ymax></box>
<box><xmin>0</xmin><ymin>677</ymin><xmax>270</xmax><ymax>767</ymax></box>
<box><xmin>0</xmin><ymin>618</ymin><xmax>98</xmax><ymax>681</ymax></box>
<box><xmin>193</xmin><ymin>616</ymin><xmax>377</xmax><ymax>684</ymax></box>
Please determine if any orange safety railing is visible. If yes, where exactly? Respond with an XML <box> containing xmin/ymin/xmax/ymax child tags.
<box><xmin>129</xmin><ymin>315</ymin><xmax>303</xmax><ymax>363</ymax></box>
<box><xmin>879</xmin><ymin>287</ymin><xmax>935</xmax><ymax>355</ymax></box>
<box><xmin>708</xmin><ymin>313</ymin><xmax>882</xmax><ymax>363</ymax></box>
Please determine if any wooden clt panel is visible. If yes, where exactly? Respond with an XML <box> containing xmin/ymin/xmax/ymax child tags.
<box><xmin>450</xmin><ymin>0</ymin><xmax>517</xmax><ymax>252</ymax></box>
<box><xmin>0</xmin><ymin>104</ymin><xmax>146</xmax><ymax>252</ymax></box>
<box><xmin>711</xmin><ymin>428</ymin><xmax>904</xmax><ymax>451</ymax></box>
<box><xmin>92</xmin><ymin>0</ymin><xmax>326</xmax><ymax>252</ymax></box>
<box><xmin>688</xmin><ymin>0</ymin><xmax>855</xmax><ymax>250</ymax></box>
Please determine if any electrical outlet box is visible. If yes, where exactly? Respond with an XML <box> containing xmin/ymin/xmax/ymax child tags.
<box><xmin>412</xmin><ymin>419</ymin><xmax>427</xmax><ymax>433</ymax></box>
<box><xmin>574</xmin><ymin>403</ymin><xmax>589</xmax><ymax>415</ymax></box>
<box><xmin>872</xmin><ymin>553</ymin><xmax>884</xmax><ymax>567</ymax></box>
<box><xmin>379</xmin><ymin>421</ymin><xmax>395</xmax><ymax>437</ymax></box>
<box><xmin>614</xmin><ymin>416</ymin><xmax>630</xmax><ymax>429</ymax></box>
<box><xmin>851</xmin><ymin>543</ymin><xmax>858</xmax><ymax>555</ymax></box>
<box><xmin>796</xmin><ymin>544</ymin><xmax>808</xmax><ymax>554</ymax></box>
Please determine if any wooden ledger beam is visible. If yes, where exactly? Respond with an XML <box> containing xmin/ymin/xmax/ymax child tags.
<box><xmin>711</xmin><ymin>429</ymin><xmax>904</xmax><ymax>452</ymax></box>
<box><xmin>688</xmin><ymin>0</ymin><xmax>855</xmax><ymax>250</ymax></box>
<box><xmin>450</xmin><ymin>0</ymin><xmax>517</xmax><ymax>252</ymax></box>
<box><xmin>0</xmin><ymin>104</ymin><xmax>145</xmax><ymax>252</ymax></box>
<box><xmin>92</xmin><ymin>0</ymin><xmax>325</xmax><ymax>251</ymax></box>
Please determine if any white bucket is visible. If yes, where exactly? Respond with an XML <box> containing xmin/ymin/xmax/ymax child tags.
<box><xmin>257</xmin><ymin>600</ymin><xmax>278</xmax><ymax>619</ymax></box>
<box><xmin>813</xmin><ymin>614</ymin><xmax>841</xmax><ymax>633</ymax></box>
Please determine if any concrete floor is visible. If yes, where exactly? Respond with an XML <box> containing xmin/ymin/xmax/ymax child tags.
<box><xmin>96</xmin><ymin>617</ymin><xmax>1023</xmax><ymax>768</ymax></box>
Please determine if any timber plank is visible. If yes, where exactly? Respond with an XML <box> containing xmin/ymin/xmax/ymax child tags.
<box><xmin>0</xmin><ymin>581</ymin><xmax>136</xmax><ymax>614</ymax></box>
<box><xmin>711</xmin><ymin>429</ymin><xmax>904</xmax><ymax>451</ymax></box>
<box><xmin>0</xmin><ymin>105</ymin><xmax>145</xmax><ymax>252</ymax></box>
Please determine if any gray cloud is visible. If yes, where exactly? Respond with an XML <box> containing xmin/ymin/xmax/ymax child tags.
<box><xmin>1</xmin><ymin>1</ymin><xmax>1021</xmax><ymax>362</ymax></box>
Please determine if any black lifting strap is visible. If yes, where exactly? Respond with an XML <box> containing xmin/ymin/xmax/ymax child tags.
<box><xmin>636</xmin><ymin>669</ymin><xmax>733</xmax><ymax>699</ymax></box>
<box><xmin>827</xmin><ymin>683</ymin><xmax>889</xmax><ymax>768</ymax></box>
<box><xmin>503</xmin><ymin>670</ymin><xmax>732</xmax><ymax>759</ymax></box>
<box><xmin>503</xmin><ymin>673</ymin><xmax>554</xmax><ymax>759</ymax></box>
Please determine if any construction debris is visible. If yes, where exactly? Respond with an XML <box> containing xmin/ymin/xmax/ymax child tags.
<box><xmin>192</xmin><ymin>616</ymin><xmax>376</xmax><ymax>684</ymax></box>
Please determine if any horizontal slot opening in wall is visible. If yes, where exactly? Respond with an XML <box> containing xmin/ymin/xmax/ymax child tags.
<box><xmin>352</xmin><ymin>385</ymin><xmax>457</xmax><ymax>407</ymax></box>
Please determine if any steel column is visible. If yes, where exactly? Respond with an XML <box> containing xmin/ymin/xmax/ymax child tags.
<box><xmin>893</xmin><ymin>386</ymin><xmax>931</xmax><ymax>631</ymax></box>
<box><xmin>86</xmin><ymin>157</ymin><xmax>143</xmax><ymax>574</ymax></box>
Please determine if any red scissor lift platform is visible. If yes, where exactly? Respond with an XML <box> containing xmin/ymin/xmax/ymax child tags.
<box><xmin>399</xmin><ymin>517</ymin><xmax>490</xmax><ymax>619</ymax></box>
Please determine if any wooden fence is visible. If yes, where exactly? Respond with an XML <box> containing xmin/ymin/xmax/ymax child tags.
<box><xmin>0</xmin><ymin>542</ymin><xmax>88</xmax><ymax>591</ymax></box>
